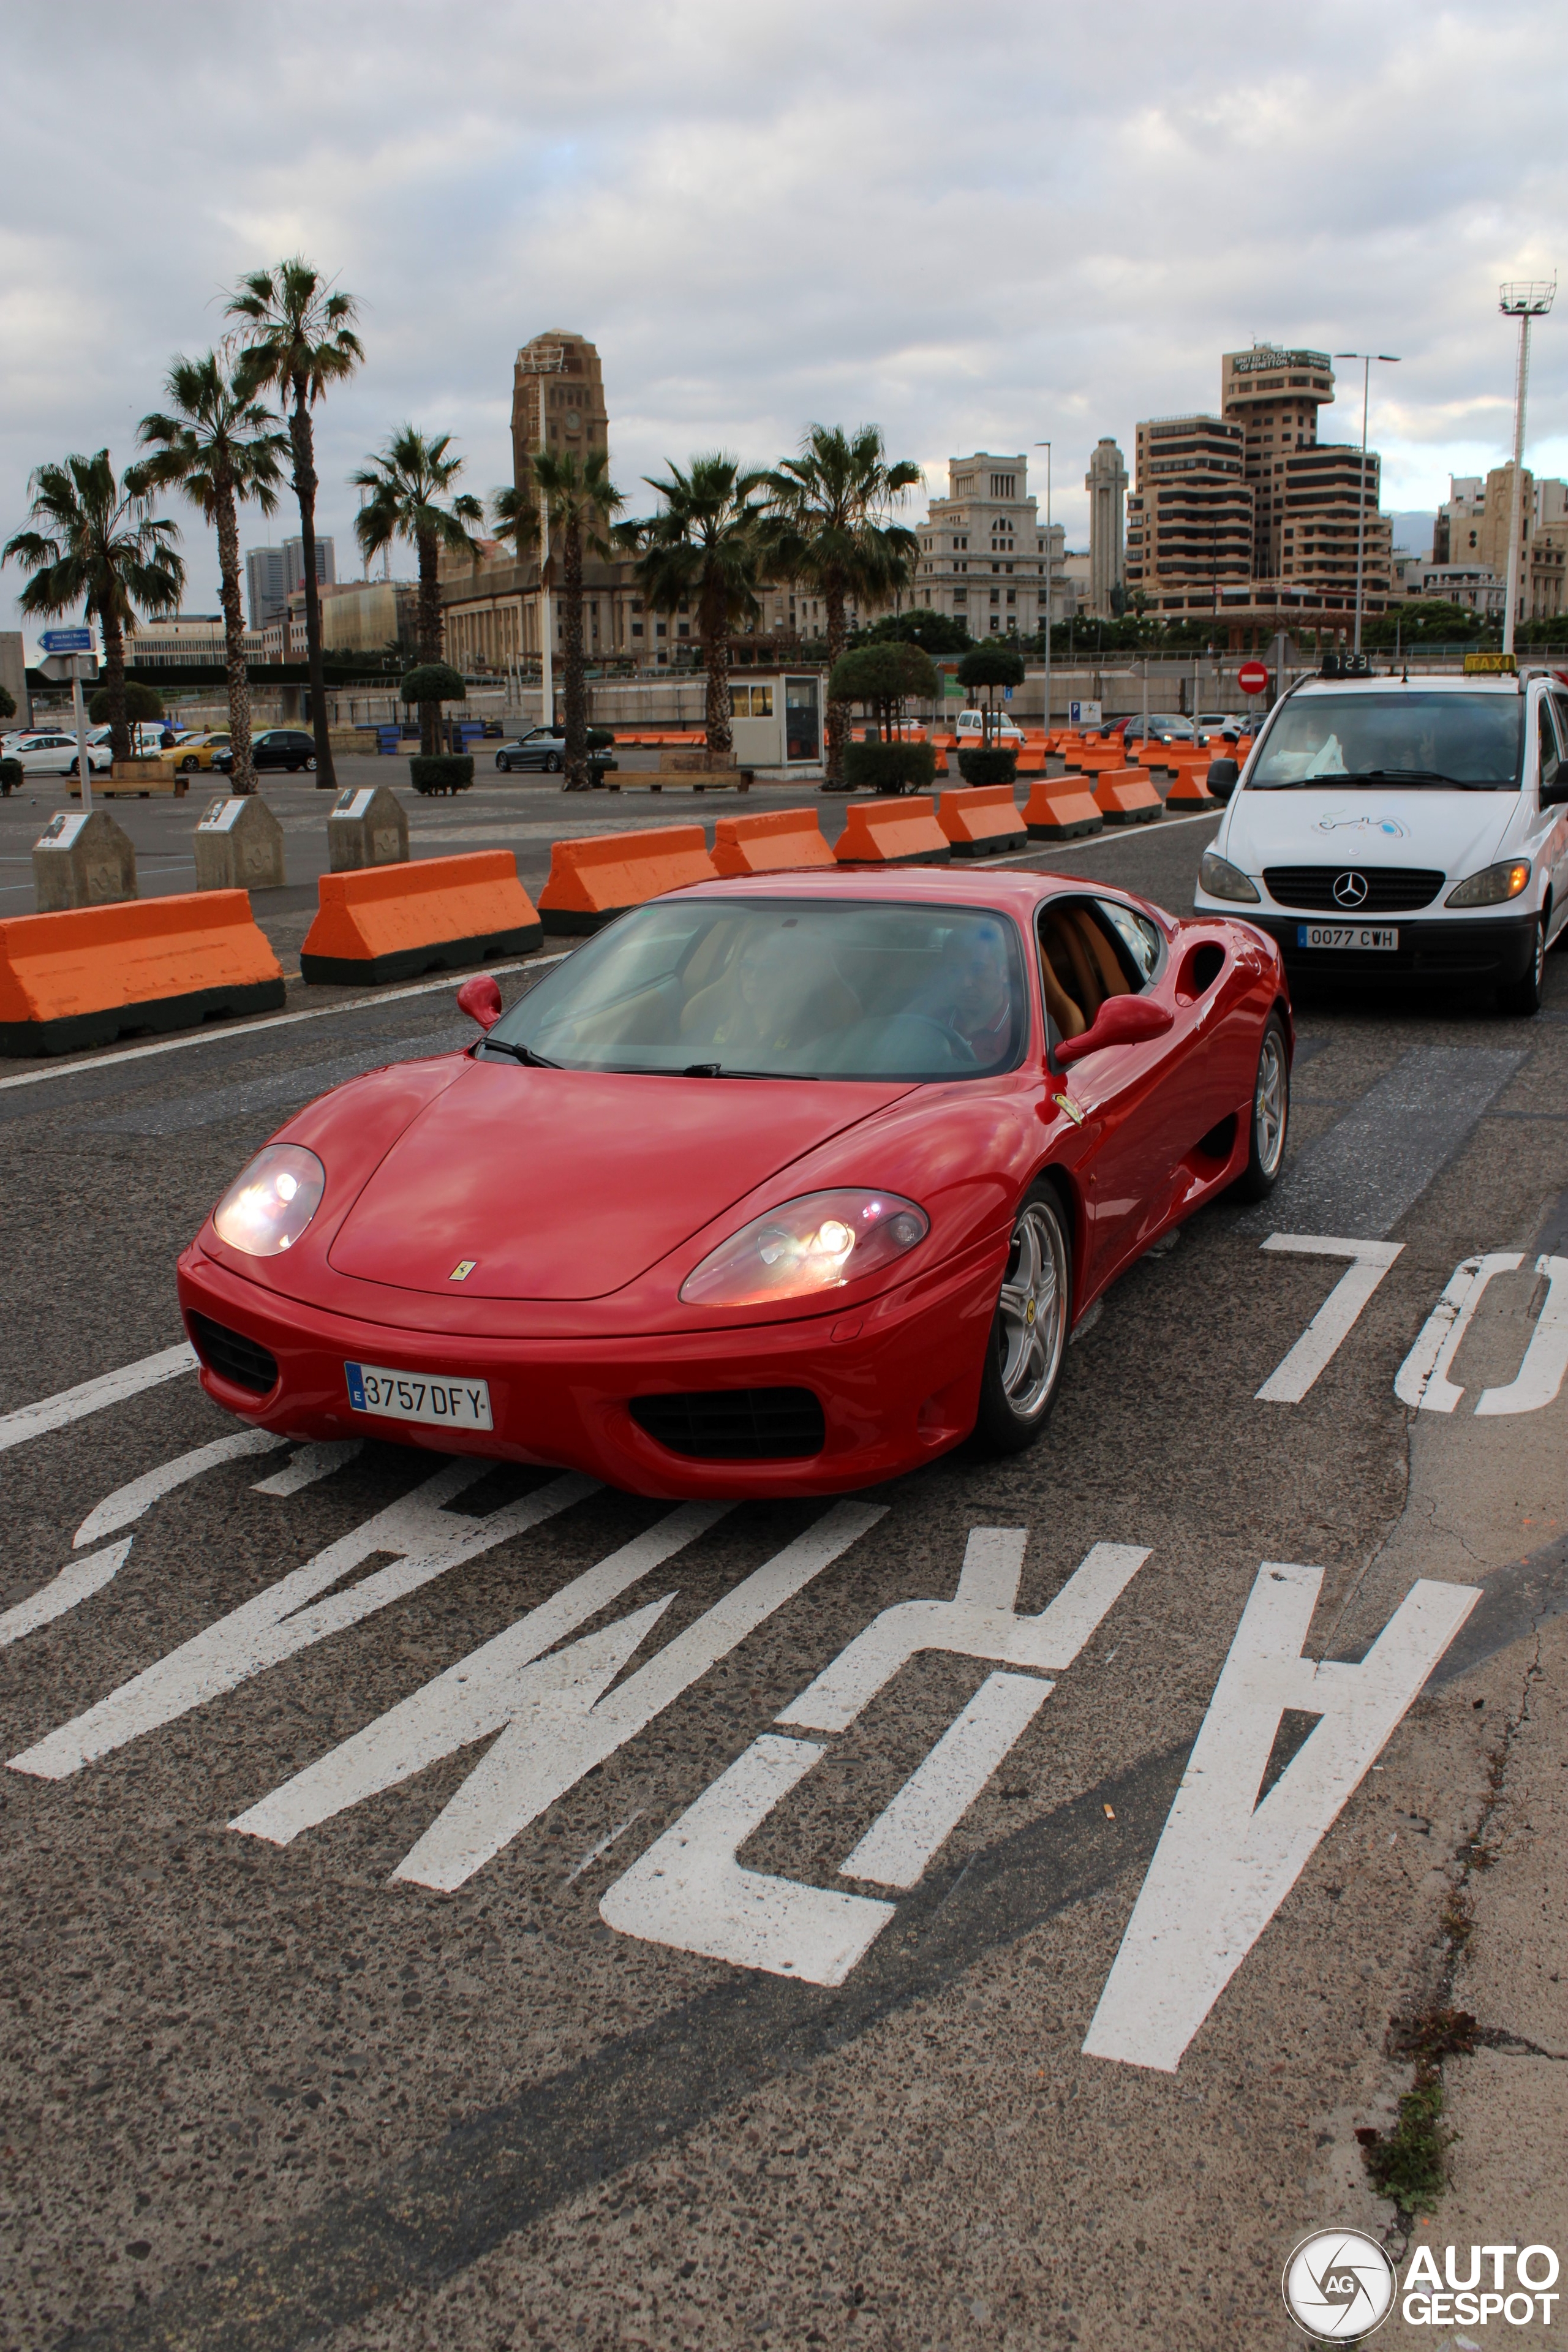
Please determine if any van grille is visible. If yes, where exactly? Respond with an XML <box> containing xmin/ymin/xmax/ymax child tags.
<box><xmin>187</xmin><ymin>1312</ymin><xmax>279</xmax><ymax>1396</ymax></box>
<box><xmin>630</xmin><ymin>1388</ymin><xmax>825</xmax><ymax>1461</ymax></box>
<box><xmin>1264</xmin><ymin>865</ymin><xmax>1446</xmax><ymax>913</ymax></box>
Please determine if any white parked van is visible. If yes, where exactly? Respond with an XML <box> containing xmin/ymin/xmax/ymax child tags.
<box><xmin>954</xmin><ymin>708</ymin><xmax>1024</xmax><ymax>744</ymax></box>
<box><xmin>1193</xmin><ymin>665</ymin><xmax>1568</xmax><ymax>1014</ymax></box>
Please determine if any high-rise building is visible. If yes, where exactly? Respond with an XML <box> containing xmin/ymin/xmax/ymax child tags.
<box><xmin>1221</xmin><ymin>345</ymin><xmax>1336</xmax><ymax>576</ymax></box>
<box><xmin>1125</xmin><ymin>416</ymin><xmax>1252</xmax><ymax>609</ymax></box>
<box><xmin>1084</xmin><ymin>440</ymin><xmax>1128</xmax><ymax>614</ymax></box>
<box><xmin>1222</xmin><ymin>344</ymin><xmax>1391</xmax><ymax>600</ymax></box>
<box><xmin>245</xmin><ymin>545</ymin><xmax>287</xmax><ymax>631</ymax></box>
<box><xmin>284</xmin><ymin>536</ymin><xmax>334</xmax><ymax>601</ymax></box>
<box><xmin>1432</xmin><ymin>477</ymin><xmax>1485</xmax><ymax>565</ymax></box>
<box><xmin>913</xmin><ymin>454</ymin><xmax>1067</xmax><ymax>634</ymax></box>
<box><xmin>511</xmin><ymin>333</ymin><xmax>610</xmax><ymax>512</ymax></box>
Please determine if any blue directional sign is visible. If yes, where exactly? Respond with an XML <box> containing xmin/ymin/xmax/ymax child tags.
<box><xmin>40</xmin><ymin>628</ymin><xmax>93</xmax><ymax>655</ymax></box>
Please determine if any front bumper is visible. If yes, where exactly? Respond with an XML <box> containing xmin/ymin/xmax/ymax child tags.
<box><xmin>176</xmin><ymin>1242</ymin><xmax>1003</xmax><ymax>1500</ymax></box>
<box><xmin>1195</xmin><ymin>904</ymin><xmax>1538</xmax><ymax>986</ymax></box>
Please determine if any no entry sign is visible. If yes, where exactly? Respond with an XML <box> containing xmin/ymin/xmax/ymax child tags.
<box><xmin>1237</xmin><ymin>660</ymin><xmax>1268</xmax><ymax>696</ymax></box>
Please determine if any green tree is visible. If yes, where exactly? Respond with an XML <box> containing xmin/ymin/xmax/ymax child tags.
<box><xmin>761</xmin><ymin>426</ymin><xmax>921</xmax><ymax>788</ymax></box>
<box><xmin>630</xmin><ymin>454</ymin><xmax>766</xmax><ymax>756</ymax></box>
<box><xmin>2</xmin><ymin>451</ymin><xmax>183</xmax><ymax>764</ymax></box>
<box><xmin>957</xmin><ymin>644</ymin><xmax>1025</xmax><ymax>743</ymax></box>
<box><xmin>496</xmin><ymin>451</ymin><xmax>624</xmax><ymax>790</ymax></box>
<box><xmin>861</xmin><ymin>606</ymin><xmax>971</xmax><ymax>655</ymax></box>
<box><xmin>353</xmin><ymin>428</ymin><xmax>484</xmax><ymax>753</ymax></box>
<box><xmin>225</xmin><ymin>257</ymin><xmax>363</xmax><ymax>790</ymax></box>
<box><xmin>0</xmin><ymin>685</ymin><xmax>14</xmax><ymax>722</ymax></box>
<box><xmin>829</xmin><ymin>642</ymin><xmax>940</xmax><ymax>741</ymax></box>
<box><xmin>88</xmin><ymin>679</ymin><xmax>164</xmax><ymax>724</ymax></box>
<box><xmin>134</xmin><ymin>352</ymin><xmax>288</xmax><ymax>793</ymax></box>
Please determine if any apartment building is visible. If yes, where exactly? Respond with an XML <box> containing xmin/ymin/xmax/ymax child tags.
<box><xmin>1125</xmin><ymin>415</ymin><xmax>1251</xmax><ymax>611</ymax></box>
<box><xmin>913</xmin><ymin>453</ymin><xmax>1069</xmax><ymax>635</ymax></box>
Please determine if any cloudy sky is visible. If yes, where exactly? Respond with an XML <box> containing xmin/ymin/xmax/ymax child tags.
<box><xmin>3</xmin><ymin>0</ymin><xmax>1564</xmax><ymax>640</ymax></box>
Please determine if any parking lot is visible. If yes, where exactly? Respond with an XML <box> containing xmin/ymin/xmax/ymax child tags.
<box><xmin>1</xmin><ymin>802</ymin><xmax>1565</xmax><ymax>2348</ymax></box>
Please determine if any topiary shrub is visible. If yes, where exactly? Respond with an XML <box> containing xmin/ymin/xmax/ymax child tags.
<box><xmin>89</xmin><ymin>679</ymin><xmax>164</xmax><ymax>725</ymax></box>
<box><xmin>0</xmin><ymin>758</ymin><xmax>21</xmax><ymax>798</ymax></box>
<box><xmin>957</xmin><ymin>747</ymin><xmax>1018</xmax><ymax>787</ymax></box>
<box><xmin>409</xmin><ymin>753</ymin><xmax>475</xmax><ymax>797</ymax></box>
<box><xmin>586</xmin><ymin>726</ymin><xmax>615</xmax><ymax>750</ymax></box>
<box><xmin>842</xmin><ymin>740</ymin><xmax>938</xmax><ymax>796</ymax></box>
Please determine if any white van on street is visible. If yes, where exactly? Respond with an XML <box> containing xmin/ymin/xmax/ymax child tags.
<box><xmin>954</xmin><ymin>708</ymin><xmax>1024</xmax><ymax>744</ymax></box>
<box><xmin>1193</xmin><ymin>664</ymin><xmax>1568</xmax><ymax>1014</ymax></box>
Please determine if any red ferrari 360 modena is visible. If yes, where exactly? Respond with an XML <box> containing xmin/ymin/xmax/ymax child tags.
<box><xmin>176</xmin><ymin>869</ymin><xmax>1292</xmax><ymax>1498</ymax></box>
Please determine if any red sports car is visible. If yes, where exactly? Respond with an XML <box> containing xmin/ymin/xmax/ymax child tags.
<box><xmin>176</xmin><ymin>870</ymin><xmax>1292</xmax><ymax>1498</ymax></box>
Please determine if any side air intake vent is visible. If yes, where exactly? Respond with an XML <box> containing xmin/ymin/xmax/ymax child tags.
<box><xmin>187</xmin><ymin>1312</ymin><xmax>279</xmax><ymax>1396</ymax></box>
<box><xmin>629</xmin><ymin>1387</ymin><xmax>825</xmax><ymax>1461</ymax></box>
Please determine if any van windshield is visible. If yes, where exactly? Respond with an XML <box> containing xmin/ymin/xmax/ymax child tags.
<box><xmin>1250</xmin><ymin>693</ymin><xmax>1523</xmax><ymax>790</ymax></box>
<box><xmin>485</xmin><ymin>898</ymin><xmax>1029</xmax><ymax>1080</ymax></box>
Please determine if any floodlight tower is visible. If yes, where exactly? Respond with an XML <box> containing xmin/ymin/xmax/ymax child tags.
<box><xmin>1498</xmin><ymin>279</ymin><xmax>1556</xmax><ymax>656</ymax></box>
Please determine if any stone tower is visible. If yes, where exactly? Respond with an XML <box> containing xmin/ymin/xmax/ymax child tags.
<box><xmin>510</xmin><ymin>333</ymin><xmax>609</xmax><ymax>507</ymax></box>
<box><xmin>1085</xmin><ymin>439</ymin><xmax>1128</xmax><ymax>614</ymax></box>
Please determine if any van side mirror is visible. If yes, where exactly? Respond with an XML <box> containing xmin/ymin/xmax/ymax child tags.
<box><xmin>1207</xmin><ymin>757</ymin><xmax>1240</xmax><ymax>803</ymax></box>
<box><xmin>1055</xmin><ymin>993</ymin><xmax>1175</xmax><ymax>1068</ymax></box>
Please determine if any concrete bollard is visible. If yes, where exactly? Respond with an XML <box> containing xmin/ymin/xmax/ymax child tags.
<box><xmin>193</xmin><ymin>794</ymin><xmax>287</xmax><ymax>892</ymax></box>
<box><xmin>326</xmin><ymin>783</ymin><xmax>409</xmax><ymax>873</ymax></box>
<box><xmin>32</xmin><ymin>809</ymin><xmax>138</xmax><ymax>912</ymax></box>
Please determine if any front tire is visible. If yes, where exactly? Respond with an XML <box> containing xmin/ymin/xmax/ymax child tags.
<box><xmin>1231</xmin><ymin>1012</ymin><xmax>1291</xmax><ymax>1201</ymax></box>
<box><xmin>304</xmin><ymin>755</ymin><xmax>317</xmax><ymax>774</ymax></box>
<box><xmin>545</xmin><ymin>752</ymin><xmax>561</xmax><ymax>773</ymax></box>
<box><xmin>973</xmin><ymin>1181</ymin><xmax>1072</xmax><ymax>1455</ymax></box>
<box><xmin>1498</xmin><ymin>918</ymin><xmax>1545</xmax><ymax>1017</ymax></box>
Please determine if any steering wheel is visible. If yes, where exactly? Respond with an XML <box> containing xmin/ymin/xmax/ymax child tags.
<box><xmin>900</xmin><ymin>1015</ymin><xmax>979</xmax><ymax>1065</ymax></box>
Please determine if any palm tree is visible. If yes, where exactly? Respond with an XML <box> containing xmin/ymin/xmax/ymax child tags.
<box><xmin>760</xmin><ymin>426</ymin><xmax>921</xmax><ymax>788</ymax></box>
<box><xmin>630</xmin><ymin>455</ymin><xmax>765</xmax><ymax>757</ymax></box>
<box><xmin>496</xmin><ymin>450</ymin><xmax>623</xmax><ymax>790</ymax></box>
<box><xmin>353</xmin><ymin>428</ymin><xmax>484</xmax><ymax>754</ymax></box>
<box><xmin>2</xmin><ymin>451</ymin><xmax>184</xmax><ymax>767</ymax></box>
<box><xmin>225</xmin><ymin>258</ymin><xmax>363</xmax><ymax>790</ymax></box>
<box><xmin>134</xmin><ymin>354</ymin><xmax>288</xmax><ymax>794</ymax></box>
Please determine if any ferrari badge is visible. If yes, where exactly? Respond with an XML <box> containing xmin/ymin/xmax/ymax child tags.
<box><xmin>449</xmin><ymin>1259</ymin><xmax>478</xmax><ymax>1282</ymax></box>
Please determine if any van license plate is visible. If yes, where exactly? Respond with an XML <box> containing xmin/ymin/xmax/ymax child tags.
<box><xmin>344</xmin><ymin>1362</ymin><xmax>493</xmax><ymax>1429</ymax></box>
<box><xmin>1297</xmin><ymin>924</ymin><xmax>1398</xmax><ymax>951</ymax></box>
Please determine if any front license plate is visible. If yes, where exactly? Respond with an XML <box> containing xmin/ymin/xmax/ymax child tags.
<box><xmin>1296</xmin><ymin>923</ymin><xmax>1399</xmax><ymax>951</ymax></box>
<box><xmin>344</xmin><ymin>1362</ymin><xmax>493</xmax><ymax>1430</ymax></box>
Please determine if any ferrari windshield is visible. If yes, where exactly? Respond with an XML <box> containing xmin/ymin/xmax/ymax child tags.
<box><xmin>487</xmin><ymin>898</ymin><xmax>1029</xmax><ymax>1079</ymax></box>
<box><xmin>1250</xmin><ymin>692</ymin><xmax>1523</xmax><ymax>790</ymax></box>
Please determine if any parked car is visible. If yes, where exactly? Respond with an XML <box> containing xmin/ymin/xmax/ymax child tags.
<box><xmin>1111</xmin><ymin>714</ymin><xmax>1199</xmax><ymax>747</ymax></box>
<box><xmin>954</xmin><ymin>709</ymin><xmax>1025</xmax><ymax>744</ymax></box>
<box><xmin>169</xmin><ymin>732</ymin><xmax>232</xmax><ymax>772</ymax></box>
<box><xmin>1196</xmin><ymin>712</ymin><xmax>1248</xmax><ymax>739</ymax></box>
<box><xmin>495</xmin><ymin>726</ymin><xmax>568</xmax><ymax>774</ymax></box>
<box><xmin>87</xmin><ymin>722</ymin><xmax>184</xmax><ymax>758</ymax></box>
<box><xmin>213</xmin><ymin>729</ymin><xmax>317</xmax><ymax>775</ymax></box>
<box><xmin>9</xmin><ymin>731</ymin><xmax>113</xmax><ymax>778</ymax></box>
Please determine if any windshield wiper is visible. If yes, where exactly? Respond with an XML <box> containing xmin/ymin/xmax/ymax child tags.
<box><xmin>1338</xmin><ymin>768</ymin><xmax>1509</xmax><ymax>790</ymax></box>
<box><xmin>678</xmin><ymin>1063</ymin><xmax>815</xmax><ymax>1080</ymax></box>
<box><xmin>480</xmin><ymin>1036</ymin><xmax>559</xmax><ymax>1068</ymax></box>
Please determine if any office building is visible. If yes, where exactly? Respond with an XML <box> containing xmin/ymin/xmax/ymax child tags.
<box><xmin>1084</xmin><ymin>439</ymin><xmax>1128</xmax><ymax>614</ymax></box>
<box><xmin>914</xmin><ymin>454</ymin><xmax>1069</xmax><ymax>635</ymax></box>
<box><xmin>1125</xmin><ymin>415</ymin><xmax>1252</xmax><ymax>610</ymax></box>
<box><xmin>245</xmin><ymin>545</ymin><xmax>287</xmax><ymax>631</ymax></box>
<box><xmin>284</xmin><ymin>536</ymin><xmax>334</xmax><ymax>601</ymax></box>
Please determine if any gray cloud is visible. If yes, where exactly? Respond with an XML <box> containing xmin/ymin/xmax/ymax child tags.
<box><xmin>4</xmin><ymin>0</ymin><xmax>1564</xmax><ymax>634</ymax></box>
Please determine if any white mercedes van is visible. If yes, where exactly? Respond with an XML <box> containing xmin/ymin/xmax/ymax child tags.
<box><xmin>1193</xmin><ymin>664</ymin><xmax>1568</xmax><ymax>1014</ymax></box>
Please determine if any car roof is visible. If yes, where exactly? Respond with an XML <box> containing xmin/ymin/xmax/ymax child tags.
<box><xmin>1290</xmin><ymin>673</ymin><xmax>1521</xmax><ymax>696</ymax></box>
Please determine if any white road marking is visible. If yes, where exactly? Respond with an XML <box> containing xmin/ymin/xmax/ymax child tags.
<box><xmin>390</xmin><ymin>1502</ymin><xmax>883</xmax><ymax>1892</ymax></box>
<box><xmin>0</xmin><ymin>1343</ymin><xmax>197</xmax><ymax>1455</ymax></box>
<box><xmin>1476</xmin><ymin>1254</ymin><xmax>1568</xmax><ymax>1416</ymax></box>
<box><xmin>72</xmin><ymin>1429</ymin><xmax>286</xmax><ymax>1547</ymax></box>
<box><xmin>0</xmin><ymin>1541</ymin><xmax>132</xmax><ymax>1651</ymax></box>
<box><xmin>600</xmin><ymin>1735</ymin><xmax>896</xmax><ymax>1986</ymax></box>
<box><xmin>251</xmin><ymin>1439</ymin><xmax>364</xmax><ymax>1495</ymax></box>
<box><xmin>777</xmin><ymin>1532</ymin><xmax>1148</xmax><ymax>1732</ymax></box>
<box><xmin>1254</xmin><ymin>1235</ymin><xmax>1404</xmax><ymax>1404</ymax></box>
<box><xmin>840</xmin><ymin>1670</ymin><xmax>1052</xmax><ymax>1889</ymax></box>
<box><xmin>9</xmin><ymin>1463</ymin><xmax>595</xmax><ymax>1781</ymax></box>
<box><xmin>232</xmin><ymin>1504</ymin><xmax>724</xmax><ymax>1849</ymax></box>
<box><xmin>564</xmin><ymin>1810</ymin><xmax>644</xmax><ymax>1885</ymax></box>
<box><xmin>1395</xmin><ymin>1253</ymin><xmax>1524</xmax><ymax>1412</ymax></box>
<box><xmin>1081</xmin><ymin>1562</ymin><xmax>1479</xmax><ymax>2073</ymax></box>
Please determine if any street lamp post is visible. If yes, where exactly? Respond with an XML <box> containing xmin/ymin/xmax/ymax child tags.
<box><xmin>1335</xmin><ymin>352</ymin><xmax>1400</xmax><ymax>655</ymax></box>
<box><xmin>1034</xmin><ymin>442</ymin><xmax>1052</xmax><ymax>732</ymax></box>
<box><xmin>1499</xmin><ymin>281</ymin><xmax>1556</xmax><ymax>657</ymax></box>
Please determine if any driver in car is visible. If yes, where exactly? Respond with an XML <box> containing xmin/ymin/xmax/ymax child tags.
<box><xmin>925</xmin><ymin>922</ymin><xmax>1014</xmax><ymax>1062</ymax></box>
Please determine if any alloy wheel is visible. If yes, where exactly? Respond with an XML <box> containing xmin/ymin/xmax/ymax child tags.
<box><xmin>1254</xmin><ymin>1028</ymin><xmax>1287</xmax><ymax>1177</ymax></box>
<box><xmin>996</xmin><ymin>1200</ymin><xmax>1068</xmax><ymax>1417</ymax></box>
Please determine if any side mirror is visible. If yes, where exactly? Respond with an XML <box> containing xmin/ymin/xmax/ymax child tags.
<box><xmin>456</xmin><ymin>973</ymin><xmax>502</xmax><ymax>1031</ymax></box>
<box><xmin>1207</xmin><ymin>756</ymin><xmax>1240</xmax><ymax>803</ymax></box>
<box><xmin>1055</xmin><ymin>993</ymin><xmax>1175</xmax><ymax>1068</ymax></box>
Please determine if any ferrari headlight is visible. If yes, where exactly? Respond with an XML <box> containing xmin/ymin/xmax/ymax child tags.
<box><xmin>680</xmin><ymin>1189</ymin><xmax>929</xmax><ymax>1308</ymax></box>
<box><xmin>1446</xmin><ymin>858</ymin><xmax>1531</xmax><ymax>908</ymax></box>
<box><xmin>213</xmin><ymin>1144</ymin><xmax>325</xmax><ymax>1257</ymax></box>
<box><xmin>1198</xmin><ymin>849</ymin><xmax>1260</xmax><ymax>903</ymax></box>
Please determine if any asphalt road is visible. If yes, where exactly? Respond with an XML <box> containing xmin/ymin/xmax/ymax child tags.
<box><xmin>1</xmin><ymin>807</ymin><xmax>1565</xmax><ymax>2350</ymax></box>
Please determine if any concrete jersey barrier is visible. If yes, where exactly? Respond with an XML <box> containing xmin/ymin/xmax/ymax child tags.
<box><xmin>300</xmin><ymin>851</ymin><xmax>541</xmax><ymax>986</ymax></box>
<box><xmin>0</xmin><ymin>890</ymin><xmax>284</xmax><ymax>1057</ymax></box>
<box><xmin>937</xmin><ymin>786</ymin><xmax>1027</xmax><ymax>858</ymax></box>
<box><xmin>1022</xmin><ymin>780</ymin><xmax>1105</xmax><ymax>843</ymax></box>
<box><xmin>833</xmin><ymin>796</ymin><xmax>952</xmax><ymax>867</ymax></box>
<box><xmin>710</xmin><ymin>809</ymin><xmax>835</xmax><ymax>876</ymax></box>
<box><xmin>537</xmin><ymin>825</ymin><xmax>720</xmax><ymax>935</ymax></box>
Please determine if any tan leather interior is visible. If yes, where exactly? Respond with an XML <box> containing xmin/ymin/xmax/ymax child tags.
<box><xmin>1039</xmin><ymin>904</ymin><xmax>1134</xmax><ymax>1040</ymax></box>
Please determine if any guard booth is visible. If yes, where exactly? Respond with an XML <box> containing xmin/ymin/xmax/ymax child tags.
<box><xmin>727</xmin><ymin>674</ymin><xmax>823</xmax><ymax>779</ymax></box>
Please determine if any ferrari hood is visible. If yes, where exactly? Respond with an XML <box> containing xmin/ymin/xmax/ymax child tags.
<box><xmin>1222</xmin><ymin>786</ymin><xmax>1519</xmax><ymax>885</ymax></box>
<box><xmin>326</xmin><ymin>1058</ymin><xmax>911</xmax><ymax>1300</ymax></box>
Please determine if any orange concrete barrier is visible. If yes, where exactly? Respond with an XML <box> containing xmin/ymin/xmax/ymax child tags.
<box><xmin>538</xmin><ymin>824</ymin><xmax>719</xmax><ymax>935</ymax></box>
<box><xmin>1014</xmin><ymin>746</ymin><xmax>1047</xmax><ymax>774</ymax></box>
<box><xmin>711</xmin><ymin>808</ymin><xmax>834</xmax><ymax>876</ymax></box>
<box><xmin>0</xmin><ymin>889</ymin><xmax>284</xmax><ymax>1057</ymax></box>
<box><xmin>1022</xmin><ymin>780</ymin><xmax>1104</xmax><ymax>843</ymax></box>
<box><xmin>1093</xmin><ymin>768</ymin><xmax>1164</xmax><ymax>827</ymax></box>
<box><xmin>1166</xmin><ymin>764</ymin><xmax>1219</xmax><ymax>813</ymax></box>
<box><xmin>1063</xmin><ymin>744</ymin><xmax>1123</xmax><ymax>775</ymax></box>
<box><xmin>937</xmin><ymin>785</ymin><xmax>1027</xmax><ymax>858</ymax></box>
<box><xmin>301</xmin><ymin>850</ymin><xmax>541</xmax><ymax>985</ymax></box>
<box><xmin>834</xmin><ymin>796</ymin><xmax>951</xmax><ymax>866</ymax></box>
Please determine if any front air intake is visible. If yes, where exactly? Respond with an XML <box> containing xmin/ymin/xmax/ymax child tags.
<box><xmin>187</xmin><ymin>1312</ymin><xmax>279</xmax><ymax>1396</ymax></box>
<box><xmin>629</xmin><ymin>1387</ymin><xmax>826</xmax><ymax>1461</ymax></box>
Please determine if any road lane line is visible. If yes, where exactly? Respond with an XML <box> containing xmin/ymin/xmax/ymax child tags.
<box><xmin>1254</xmin><ymin>1236</ymin><xmax>1405</xmax><ymax>1403</ymax></box>
<box><xmin>0</xmin><ymin>1343</ymin><xmax>198</xmax><ymax>1455</ymax></box>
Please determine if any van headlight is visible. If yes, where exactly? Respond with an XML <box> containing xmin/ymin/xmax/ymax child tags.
<box><xmin>1198</xmin><ymin>850</ymin><xmax>1260</xmax><ymax>904</ymax></box>
<box><xmin>1446</xmin><ymin>859</ymin><xmax>1531</xmax><ymax>908</ymax></box>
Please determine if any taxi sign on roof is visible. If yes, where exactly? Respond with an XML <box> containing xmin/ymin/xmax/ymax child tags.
<box><xmin>1464</xmin><ymin>651</ymin><xmax>1517</xmax><ymax>674</ymax></box>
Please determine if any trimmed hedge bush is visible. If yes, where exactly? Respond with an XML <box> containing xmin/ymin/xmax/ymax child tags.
<box><xmin>842</xmin><ymin>739</ymin><xmax>938</xmax><ymax>796</ymax></box>
<box><xmin>409</xmin><ymin>753</ymin><xmax>475</xmax><ymax>796</ymax></box>
<box><xmin>586</xmin><ymin>726</ymin><xmax>615</xmax><ymax>749</ymax></box>
<box><xmin>957</xmin><ymin>747</ymin><xmax>1018</xmax><ymax>788</ymax></box>
<box><xmin>0</xmin><ymin>758</ymin><xmax>21</xmax><ymax>798</ymax></box>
